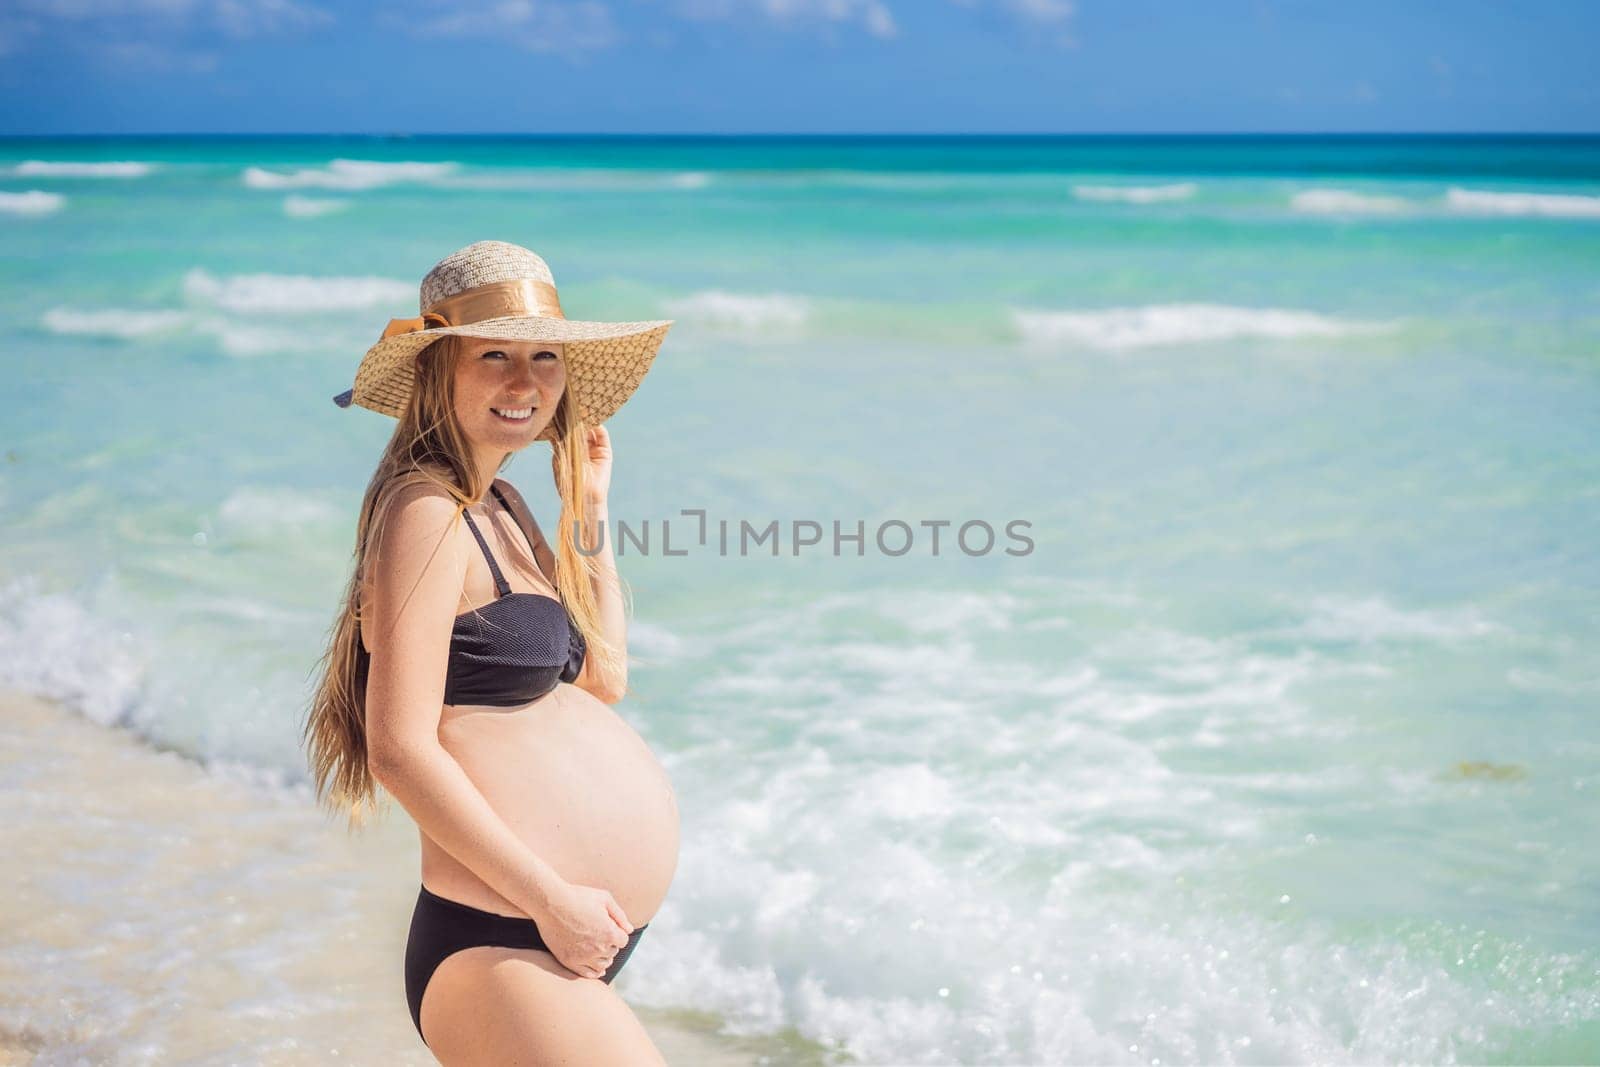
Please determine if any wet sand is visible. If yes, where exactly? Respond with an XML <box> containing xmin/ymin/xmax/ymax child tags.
<box><xmin>0</xmin><ymin>689</ymin><xmax>764</xmax><ymax>1065</ymax></box>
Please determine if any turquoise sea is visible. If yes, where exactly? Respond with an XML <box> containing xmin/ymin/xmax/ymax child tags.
<box><xmin>3</xmin><ymin>135</ymin><xmax>1599</xmax><ymax>1063</ymax></box>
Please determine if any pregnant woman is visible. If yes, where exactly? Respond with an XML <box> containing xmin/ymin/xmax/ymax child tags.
<box><xmin>301</xmin><ymin>240</ymin><xmax>680</xmax><ymax>1064</ymax></box>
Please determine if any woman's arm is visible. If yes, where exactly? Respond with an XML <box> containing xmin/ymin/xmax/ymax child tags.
<box><xmin>362</xmin><ymin>482</ymin><xmax>569</xmax><ymax>920</ymax></box>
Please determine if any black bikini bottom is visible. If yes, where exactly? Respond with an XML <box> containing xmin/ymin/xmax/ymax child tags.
<box><xmin>404</xmin><ymin>882</ymin><xmax>650</xmax><ymax>1048</ymax></box>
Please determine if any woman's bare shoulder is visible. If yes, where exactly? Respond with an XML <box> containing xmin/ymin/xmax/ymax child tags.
<box><xmin>365</xmin><ymin>479</ymin><xmax>470</xmax><ymax>604</ymax></box>
<box><xmin>372</xmin><ymin>478</ymin><xmax>466</xmax><ymax>549</ymax></box>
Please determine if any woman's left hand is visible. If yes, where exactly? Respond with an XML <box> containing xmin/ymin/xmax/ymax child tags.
<box><xmin>562</xmin><ymin>424</ymin><xmax>612</xmax><ymax>503</ymax></box>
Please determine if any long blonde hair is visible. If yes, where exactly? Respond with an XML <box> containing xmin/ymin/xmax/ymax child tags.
<box><xmin>301</xmin><ymin>333</ymin><xmax>627</xmax><ymax>830</ymax></box>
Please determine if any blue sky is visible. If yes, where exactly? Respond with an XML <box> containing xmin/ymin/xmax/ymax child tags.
<box><xmin>2</xmin><ymin>0</ymin><xmax>1596</xmax><ymax>135</ymax></box>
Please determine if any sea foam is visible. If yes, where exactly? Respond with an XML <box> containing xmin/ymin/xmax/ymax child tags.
<box><xmin>182</xmin><ymin>267</ymin><xmax>412</xmax><ymax>313</ymax></box>
<box><xmin>0</xmin><ymin>577</ymin><xmax>147</xmax><ymax>729</ymax></box>
<box><xmin>431</xmin><ymin>168</ymin><xmax>714</xmax><ymax>192</ymax></box>
<box><xmin>1292</xmin><ymin>188</ymin><xmax>1412</xmax><ymax>214</ymax></box>
<box><xmin>42</xmin><ymin>307</ymin><xmax>188</xmax><ymax>338</ymax></box>
<box><xmin>43</xmin><ymin>270</ymin><xmax>409</xmax><ymax>355</ymax></box>
<box><xmin>0</xmin><ymin>190</ymin><xmax>65</xmax><ymax>216</ymax></box>
<box><xmin>1287</xmin><ymin>593</ymin><xmax>1504</xmax><ymax>644</ymax></box>
<box><xmin>661</xmin><ymin>289</ymin><xmax>811</xmax><ymax>335</ymax></box>
<box><xmin>9</xmin><ymin>160</ymin><xmax>153</xmax><ymax>178</ymax></box>
<box><xmin>619</xmin><ymin>582</ymin><xmax>1568</xmax><ymax>1064</ymax></box>
<box><xmin>218</xmin><ymin>486</ymin><xmax>341</xmax><ymax>531</ymax></box>
<box><xmin>282</xmin><ymin>195</ymin><xmax>348</xmax><ymax>218</ymax></box>
<box><xmin>242</xmin><ymin>158</ymin><xmax>458</xmax><ymax>190</ymax></box>
<box><xmin>1072</xmin><ymin>182</ymin><xmax>1198</xmax><ymax>203</ymax></box>
<box><xmin>1013</xmin><ymin>302</ymin><xmax>1386</xmax><ymax>349</ymax></box>
<box><xmin>1446</xmin><ymin>186</ymin><xmax>1600</xmax><ymax>218</ymax></box>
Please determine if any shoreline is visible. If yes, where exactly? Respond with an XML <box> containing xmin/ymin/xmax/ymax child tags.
<box><xmin>0</xmin><ymin>688</ymin><xmax>780</xmax><ymax>1065</ymax></box>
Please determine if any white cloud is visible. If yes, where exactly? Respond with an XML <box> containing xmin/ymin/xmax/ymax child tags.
<box><xmin>407</xmin><ymin>0</ymin><xmax>619</xmax><ymax>53</ymax></box>
<box><xmin>948</xmin><ymin>0</ymin><xmax>1077</xmax><ymax>45</ymax></box>
<box><xmin>213</xmin><ymin>0</ymin><xmax>331</xmax><ymax>37</ymax></box>
<box><xmin>13</xmin><ymin>0</ymin><xmax>331</xmax><ymax>45</ymax></box>
<box><xmin>0</xmin><ymin>17</ymin><xmax>45</xmax><ymax>56</ymax></box>
<box><xmin>21</xmin><ymin>0</ymin><xmax>199</xmax><ymax>16</ymax></box>
<box><xmin>1005</xmin><ymin>0</ymin><xmax>1074</xmax><ymax>22</ymax></box>
<box><xmin>101</xmin><ymin>38</ymin><xmax>219</xmax><ymax>69</ymax></box>
<box><xmin>679</xmin><ymin>0</ymin><xmax>899</xmax><ymax>40</ymax></box>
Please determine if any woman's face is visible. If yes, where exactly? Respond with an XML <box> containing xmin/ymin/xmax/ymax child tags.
<box><xmin>451</xmin><ymin>336</ymin><xmax>567</xmax><ymax>450</ymax></box>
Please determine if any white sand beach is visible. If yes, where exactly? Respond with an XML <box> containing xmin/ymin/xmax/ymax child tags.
<box><xmin>0</xmin><ymin>689</ymin><xmax>777</xmax><ymax>1065</ymax></box>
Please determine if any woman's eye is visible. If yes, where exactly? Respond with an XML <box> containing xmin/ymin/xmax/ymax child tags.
<box><xmin>480</xmin><ymin>350</ymin><xmax>555</xmax><ymax>360</ymax></box>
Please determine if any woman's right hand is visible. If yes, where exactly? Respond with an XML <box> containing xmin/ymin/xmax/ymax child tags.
<box><xmin>536</xmin><ymin>880</ymin><xmax>634</xmax><ymax>980</ymax></box>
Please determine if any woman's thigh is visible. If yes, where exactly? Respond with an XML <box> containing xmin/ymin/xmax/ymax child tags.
<box><xmin>420</xmin><ymin>945</ymin><xmax>667</xmax><ymax>1066</ymax></box>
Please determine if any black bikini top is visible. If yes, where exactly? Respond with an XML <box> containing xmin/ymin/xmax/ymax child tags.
<box><xmin>358</xmin><ymin>484</ymin><xmax>586</xmax><ymax>707</ymax></box>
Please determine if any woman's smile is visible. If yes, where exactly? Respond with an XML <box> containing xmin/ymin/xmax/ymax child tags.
<box><xmin>453</xmin><ymin>338</ymin><xmax>567</xmax><ymax>457</ymax></box>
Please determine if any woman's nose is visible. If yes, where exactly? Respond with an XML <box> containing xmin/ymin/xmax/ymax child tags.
<box><xmin>508</xmin><ymin>357</ymin><xmax>539</xmax><ymax>392</ymax></box>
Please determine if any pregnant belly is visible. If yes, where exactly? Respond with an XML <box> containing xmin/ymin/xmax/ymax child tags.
<box><xmin>422</xmin><ymin>684</ymin><xmax>681</xmax><ymax>927</ymax></box>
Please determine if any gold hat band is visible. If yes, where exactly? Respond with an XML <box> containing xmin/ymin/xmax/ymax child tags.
<box><xmin>378</xmin><ymin>278</ymin><xmax>566</xmax><ymax>342</ymax></box>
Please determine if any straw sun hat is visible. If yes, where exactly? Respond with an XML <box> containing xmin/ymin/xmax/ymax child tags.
<box><xmin>333</xmin><ymin>240</ymin><xmax>673</xmax><ymax>442</ymax></box>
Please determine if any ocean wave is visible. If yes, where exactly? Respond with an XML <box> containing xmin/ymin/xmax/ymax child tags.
<box><xmin>182</xmin><ymin>267</ymin><xmax>412</xmax><ymax>313</ymax></box>
<box><xmin>41</xmin><ymin>307</ymin><xmax>188</xmax><ymax>339</ymax></box>
<box><xmin>1288</xmin><ymin>594</ymin><xmax>1503</xmax><ymax>644</ymax></box>
<box><xmin>637</xmin><ymin>580</ymin><xmax>1560</xmax><ymax>1063</ymax></box>
<box><xmin>1012</xmin><ymin>302</ymin><xmax>1386</xmax><ymax>349</ymax></box>
<box><xmin>0</xmin><ymin>576</ymin><xmax>148</xmax><ymax>729</ymax></box>
<box><xmin>217</xmin><ymin>486</ymin><xmax>341</xmax><ymax>531</ymax></box>
<box><xmin>0</xmin><ymin>190</ymin><xmax>65</xmax><ymax>216</ymax></box>
<box><xmin>804</xmin><ymin>170</ymin><xmax>987</xmax><ymax>191</ymax></box>
<box><xmin>43</xmin><ymin>270</ymin><xmax>398</xmax><ymax>354</ymax></box>
<box><xmin>241</xmin><ymin>158</ymin><xmax>458</xmax><ymax>190</ymax></box>
<box><xmin>660</xmin><ymin>289</ymin><xmax>811</xmax><ymax>334</ymax></box>
<box><xmin>626</xmin><ymin>618</ymin><xmax>689</xmax><ymax>668</ymax></box>
<box><xmin>852</xmin><ymin>762</ymin><xmax>957</xmax><ymax>821</ymax></box>
<box><xmin>1291</xmin><ymin>188</ymin><xmax>1412</xmax><ymax>214</ymax></box>
<box><xmin>8</xmin><ymin>160</ymin><xmax>153</xmax><ymax>178</ymax></box>
<box><xmin>430</xmin><ymin>167</ymin><xmax>714</xmax><ymax>192</ymax></box>
<box><xmin>282</xmin><ymin>194</ymin><xmax>349</xmax><ymax>218</ymax></box>
<box><xmin>41</xmin><ymin>304</ymin><xmax>329</xmax><ymax>356</ymax></box>
<box><xmin>565</xmin><ymin>169</ymin><xmax>1019</xmax><ymax>193</ymax></box>
<box><xmin>764</xmin><ymin>169</ymin><xmax>1102</xmax><ymax>193</ymax></box>
<box><xmin>1072</xmin><ymin>182</ymin><xmax>1198</xmax><ymax>203</ymax></box>
<box><xmin>195</xmin><ymin>318</ymin><xmax>324</xmax><ymax>357</ymax></box>
<box><xmin>1446</xmin><ymin>186</ymin><xmax>1600</xmax><ymax>218</ymax></box>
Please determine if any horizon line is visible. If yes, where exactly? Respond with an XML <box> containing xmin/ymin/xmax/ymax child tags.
<box><xmin>2</xmin><ymin>130</ymin><xmax>1598</xmax><ymax>140</ymax></box>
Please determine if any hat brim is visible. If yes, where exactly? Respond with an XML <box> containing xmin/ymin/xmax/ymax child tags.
<box><xmin>337</xmin><ymin>315</ymin><xmax>674</xmax><ymax>442</ymax></box>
